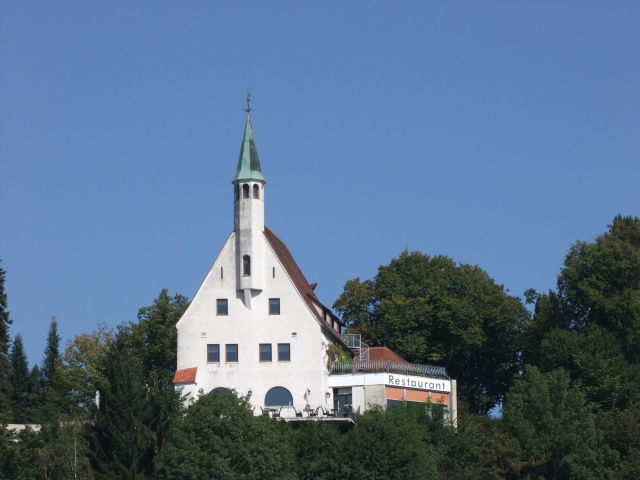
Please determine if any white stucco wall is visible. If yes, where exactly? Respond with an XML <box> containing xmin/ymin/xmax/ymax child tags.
<box><xmin>176</xmin><ymin>230</ymin><xmax>334</xmax><ymax>411</ymax></box>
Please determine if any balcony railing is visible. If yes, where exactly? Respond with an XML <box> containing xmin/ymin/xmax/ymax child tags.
<box><xmin>255</xmin><ymin>404</ymin><xmax>359</xmax><ymax>421</ymax></box>
<box><xmin>330</xmin><ymin>360</ymin><xmax>449</xmax><ymax>379</ymax></box>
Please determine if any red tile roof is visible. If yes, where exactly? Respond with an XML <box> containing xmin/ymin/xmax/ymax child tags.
<box><xmin>264</xmin><ymin>226</ymin><xmax>348</xmax><ymax>349</ymax></box>
<box><xmin>368</xmin><ymin>347</ymin><xmax>408</xmax><ymax>363</ymax></box>
<box><xmin>173</xmin><ymin>367</ymin><xmax>197</xmax><ymax>383</ymax></box>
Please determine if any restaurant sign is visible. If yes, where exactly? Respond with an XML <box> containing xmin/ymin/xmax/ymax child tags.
<box><xmin>385</xmin><ymin>374</ymin><xmax>450</xmax><ymax>393</ymax></box>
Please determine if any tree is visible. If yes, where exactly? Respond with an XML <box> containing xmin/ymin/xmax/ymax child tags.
<box><xmin>597</xmin><ymin>407</ymin><xmax>640</xmax><ymax>479</ymax></box>
<box><xmin>9</xmin><ymin>335</ymin><xmax>31</xmax><ymax>423</ymax></box>
<box><xmin>0</xmin><ymin>262</ymin><xmax>13</xmax><ymax>421</ymax></box>
<box><xmin>503</xmin><ymin>366</ymin><xmax>615</xmax><ymax>479</ymax></box>
<box><xmin>61</xmin><ymin>323</ymin><xmax>114</xmax><ymax>417</ymax></box>
<box><xmin>42</xmin><ymin>318</ymin><xmax>61</xmax><ymax>388</ymax></box>
<box><xmin>34</xmin><ymin>318</ymin><xmax>66</xmax><ymax>424</ymax></box>
<box><xmin>131</xmin><ymin>289</ymin><xmax>189</xmax><ymax>376</ymax></box>
<box><xmin>86</xmin><ymin>329</ymin><xmax>180</xmax><ymax>480</ymax></box>
<box><xmin>156</xmin><ymin>392</ymin><xmax>296</xmax><ymax>480</ymax></box>
<box><xmin>291</xmin><ymin>421</ymin><xmax>344</xmax><ymax>480</ymax></box>
<box><xmin>557</xmin><ymin>215</ymin><xmax>640</xmax><ymax>362</ymax></box>
<box><xmin>524</xmin><ymin>216</ymin><xmax>640</xmax><ymax>414</ymax></box>
<box><xmin>539</xmin><ymin>327</ymin><xmax>640</xmax><ymax>411</ymax></box>
<box><xmin>333</xmin><ymin>251</ymin><xmax>529</xmax><ymax>414</ymax></box>
<box><xmin>340</xmin><ymin>406</ymin><xmax>439</xmax><ymax>479</ymax></box>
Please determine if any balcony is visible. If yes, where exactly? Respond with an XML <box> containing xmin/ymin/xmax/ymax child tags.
<box><xmin>255</xmin><ymin>404</ymin><xmax>358</xmax><ymax>423</ymax></box>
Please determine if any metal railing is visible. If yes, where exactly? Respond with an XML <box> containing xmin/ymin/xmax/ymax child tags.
<box><xmin>341</xmin><ymin>334</ymin><xmax>369</xmax><ymax>362</ymax></box>
<box><xmin>330</xmin><ymin>360</ymin><xmax>449</xmax><ymax>379</ymax></box>
<box><xmin>254</xmin><ymin>404</ymin><xmax>359</xmax><ymax>420</ymax></box>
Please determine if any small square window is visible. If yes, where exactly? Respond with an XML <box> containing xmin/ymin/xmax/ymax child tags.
<box><xmin>259</xmin><ymin>344</ymin><xmax>272</xmax><ymax>362</ymax></box>
<box><xmin>269</xmin><ymin>298</ymin><xmax>280</xmax><ymax>315</ymax></box>
<box><xmin>217</xmin><ymin>299</ymin><xmax>228</xmax><ymax>315</ymax></box>
<box><xmin>207</xmin><ymin>344</ymin><xmax>220</xmax><ymax>363</ymax></box>
<box><xmin>226</xmin><ymin>344</ymin><xmax>238</xmax><ymax>362</ymax></box>
<box><xmin>278</xmin><ymin>343</ymin><xmax>290</xmax><ymax>362</ymax></box>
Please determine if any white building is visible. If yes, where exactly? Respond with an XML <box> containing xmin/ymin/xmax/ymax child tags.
<box><xmin>174</xmin><ymin>111</ymin><xmax>456</xmax><ymax>423</ymax></box>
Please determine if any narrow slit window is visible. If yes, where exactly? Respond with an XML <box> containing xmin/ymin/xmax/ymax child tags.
<box><xmin>234</xmin><ymin>185</ymin><xmax>239</xmax><ymax>201</ymax></box>
<box><xmin>243</xmin><ymin>255</ymin><xmax>251</xmax><ymax>276</ymax></box>
<box><xmin>242</xmin><ymin>184</ymin><xmax>249</xmax><ymax>198</ymax></box>
<box><xmin>253</xmin><ymin>184</ymin><xmax>260</xmax><ymax>199</ymax></box>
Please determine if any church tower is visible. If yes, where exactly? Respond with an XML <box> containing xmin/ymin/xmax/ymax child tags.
<box><xmin>232</xmin><ymin>110</ymin><xmax>265</xmax><ymax>304</ymax></box>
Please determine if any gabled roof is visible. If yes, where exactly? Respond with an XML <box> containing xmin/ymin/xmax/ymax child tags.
<box><xmin>173</xmin><ymin>367</ymin><xmax>197</xmax><ymax>383</ymax></box>
<box><xmin>264</xmin><ymin>226</ymin><xmax>349</xmax><ymax>349</ymax></box>
<box><xmin>232</xmin><ymin>114</ymin><xmax>265</xmax><ymax>183</ymax></box>
<box><xmin>368</xmin><ymin>347</ymin><xmax>408</xmax><ymax>363</ymax></box>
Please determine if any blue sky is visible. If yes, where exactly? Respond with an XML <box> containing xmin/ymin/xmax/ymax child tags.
<box><xmin>2</xmin><ymin>2</ymin><xmax>639</xmax><ymax>366</ymax></box>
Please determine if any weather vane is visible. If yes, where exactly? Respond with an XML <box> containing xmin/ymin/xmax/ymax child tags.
<box><xmin>245</xmin><ymin>89</ymin><xmax>251</xmax><ymax>113</ymax></box>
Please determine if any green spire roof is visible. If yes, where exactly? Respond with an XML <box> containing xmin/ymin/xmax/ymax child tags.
<box><xmin>232</xmin><ymin>114</ymin><xmax>265</xmax><ymax>183</ymax></box>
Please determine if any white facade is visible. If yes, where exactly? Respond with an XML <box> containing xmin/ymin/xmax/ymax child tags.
<box><xmin>174</xmin><ymin>114</ymin><xmax>346</xmax><ymax>412</ymax></box>
<box><xmin>174</xmin><ymin>112</ymin><xmax>457</xmax><ymax>424</ymax></box>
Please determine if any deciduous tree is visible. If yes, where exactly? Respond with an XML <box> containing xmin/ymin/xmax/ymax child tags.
<box><xmin>503</xmin><ymin>366</ymin><xmax>615</xmax><ymax>479</ymax></box>
<box><xmin>156</xmin><ymin>392</ymin><xmax>296</xmax><ymax>480</ymax></box>
<box><xmin>334</xmin><ymin>251</ymin><xmax>529</xmax><ymax>414</ymax></box>
<box><xmin>62</xmin><ymin>323</ymin><xmax>114</xmax><ymax>416</ymax></box>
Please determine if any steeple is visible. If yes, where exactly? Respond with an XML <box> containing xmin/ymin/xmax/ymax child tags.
<box><xmin>232</xmin><ymin>114</ymin><xmax>266</xmax><ymax>183</ymax></box>
<box><xmin>232</xmin><ymin>97</ymin><xmax>266</xmax><ymax>302</ymax></box>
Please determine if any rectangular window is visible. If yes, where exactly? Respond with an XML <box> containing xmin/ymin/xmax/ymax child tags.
<box><xmin>278</xmin><ymin>343</ymin><xmax>290</xmax><ymax>362</ymax></box>
<box><xmin>217</xmin><ymin>299</ymin><xmax>228</xmax><ymax>315</ymax></box>
<box><xmin>207</xmin><ymin>344</ymin><xmax>220</xmax><ymax>363</ymax></box>
<box><xmin>269</xmin><ymin>298</ymin><xmax>280</xmax><ymax>315</ymax></box>
<box><xmin>259</xmin><ymin>344</ymin><xmax>272</xmax><ymax>362</ymax></box>
<box><xmin>226</xmin><ymin>344</ymin><xmax>238</xmax><ymax>362</ymax></box>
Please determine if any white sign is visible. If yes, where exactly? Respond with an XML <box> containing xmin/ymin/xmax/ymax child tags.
<box><xmin>385</xmin><ymin>374</ymin><xmax>450</xmax><ymax>393</ymax></box>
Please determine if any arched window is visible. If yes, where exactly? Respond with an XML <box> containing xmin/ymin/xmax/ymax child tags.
<box><xmin>234</xmin><ymin>185</ymin><xmax>239</xmax><ymax>201</ymax></box>
<box><xmin>242</xmin><ymin>184</ymin><xmax>249</xmax><ymax>198</ymax></box>
<box><xmin>265</xmin><ymin>387</ymin><xmax>293</xmax><ymax>407</ymax></box>
<box><xmin>253</xmin><ymin>184</ymin><xmax>260</xmax><ymax>199</ymax></box>
<box><xmin>209</xmin><ymin>387</ymin><xmax>233</xmax><ymax>398</ymax></box>
<box><xmin>242</xmin><ymin>255</ymin><xmax>251</xmax><ymax>276</ymax></box>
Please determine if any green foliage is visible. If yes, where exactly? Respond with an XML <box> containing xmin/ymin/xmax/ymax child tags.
<box><xmin>503</xmin><ymin>366</ymin><xmax>615</xmax><ymax>479</ymax></box>
<box><xmin>325</xmin><ymin>342</ymin><xmax>352</xmax><ymax>368</ymax></box>
<box><xmin>156</xmin><ymin>392</ymin><xmax>296</xmax><ymax>480</ymax></box>
<box><xmin>86</xmin><ymin>329</ymin><xmax>180</xmax><ymax>480</ymax></box>
<box><xmin>290</xmin><ymin>421</ymin><xmax>344</xmax><ymax>480</ymax></box>
<box><xmin>341</xmin><ymin>406</ymin><xmax>439</xmax><ymax>479</ymax></box>
<box><xmin>334</xmin><ymin>250</ymin><xmax>529</xmax><ymax>414</ymax></box>
<box><xmin>0</xmin><ymin>262</ymin><xmax>14</xmax><ymax>421</ymax></box>
<box><xmin>539</xmin><ymin>327</ymin><xmax>640</xmax><ymax>411</ymax></box>
<box><xmin>597</xmin><ymin>407</ymin><xmax>640</xmax><ymax>480</ymax></box>
<box><xmin>525</xmin><ymin>215</ymin><xmax>640</xmax><ymax>420</ymax></box>
<box><xmin>557</xmin><ymin>215</ymin><xmax>640</xmax><ymax>362</ymax></box>
<box><xmin>131</xmin><ymin>289</ymin><xmax>189</xmax><ymax>377</ymax></box>
<box><xmin>9</xmin><ymin>335</ymin><xmax>31</xmax><ymax>422</ymax></box>
<box><xmin>61</xmin><ymin>323</ymin><xmax>114</xmax><ymax>417</ymax></box>
<box><xmin>42</xmin><ymin>318</ymin><xmax>61</xmax><ymax>387</ymax></box>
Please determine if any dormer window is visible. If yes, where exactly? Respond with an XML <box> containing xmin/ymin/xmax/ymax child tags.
<box><xmin>253</xmin><ymin>184</ymin><xmax>260</xmax><ymax>199</ymax></box>
<box><xmin>242</xmin><ymin>184</ymin><xmax>249</xmax><ymax>198</ymax></box>
<box><xmin>243</xmin><ymin>255</ymin><xmax>251</xmax><ymax>276</ymax></box>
